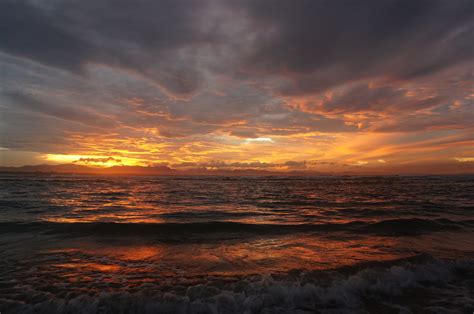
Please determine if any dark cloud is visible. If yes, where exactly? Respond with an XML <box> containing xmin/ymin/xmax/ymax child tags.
<box><xmin>0</xmin><ymin>1</ymin><xmax>92</xmax><ymax>72</ymax></box>
<box><xmin>2</xmin><ymin>0</ymin><xmax>471</xmax><ymax>97</ymax></box>
<box><xmin>237</xmin><ymin>0</ymin><xmax>474</xmax><ymax>95</ymax></box>
<box><xmin>1</xmin><ymin>91</ymin><xmax>117</xmax><ymax>129</ymax></box>
<box><xmin>0</xmin><ymin>109</ymin><xmax>77</xmax><ymax>153</ymax></box>
<box><xmin>0</xmin><ymin>0</ymin><xmax>472</xmax><ymax>167</ymax></box>
<box><xmin>0</xmin><ymin>0</ymin><xmax>216</xmax><ymax>96</ymax></box>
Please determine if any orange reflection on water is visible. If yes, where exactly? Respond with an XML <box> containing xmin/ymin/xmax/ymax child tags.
<box><xmin>161</xmin><ymin>234</ymin><xmax>408</xmax><ymax>276</ymax></box>
<box><xmin>46</xmin><ymin>230</ymin><xmax>474</xmax><ymax>284</ymax></box>
<box><xmin>55</xmin><ymin>262</ymin><xmax>121</xmax><ymax>272</ymax></box>
<box><xmin>39</xmin><ymin>230</ymin><xmax>472</xmax><ymax>295</ymax></box>
<box><xmin>85</xmin><ymin>245</ymin><xmax>164</xmax><ymax>261</ymax></box>
<box><xmin>53</xmin><ymin>235</ymin><xmax>408</xmax><ymax>278</ymax></box>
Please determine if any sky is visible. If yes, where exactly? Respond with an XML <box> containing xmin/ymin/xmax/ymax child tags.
<box><xmin>0</xmin><ymin>0</ymin><xmax>473</xmax><ymax>173</ymax></box>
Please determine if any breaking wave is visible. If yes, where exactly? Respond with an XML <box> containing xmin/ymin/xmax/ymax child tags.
<box><xmin>2</xmin><ymin>254</ymin><xmax>473</xmax><ymax>313</ymax></box>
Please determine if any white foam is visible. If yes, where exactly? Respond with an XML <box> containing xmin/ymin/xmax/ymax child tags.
<box><xmin>2</xmin><ymin>258</ymin><xmax>473</xmax><ymax>313</ymax></box>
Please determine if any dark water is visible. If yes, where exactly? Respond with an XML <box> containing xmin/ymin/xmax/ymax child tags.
<box><xmin>0</xmin><ymin>174</ymin><xmax>473</xmax><ymax>313</ymax></box>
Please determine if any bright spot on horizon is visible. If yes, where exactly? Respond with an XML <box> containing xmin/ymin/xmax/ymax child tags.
<box><xmin>453</xmin><ymin>157</ymin><xmax>474</xmax><ymax>162</ymax></box>
<box><xmin>0</xmin><ymin>0</ymin><xmax>472</xmax><ymax>175</ymax></box>
<box><xmin>245</xmin><ymin>138</ymin><xmax>275</xmax><ymax>144</ymax></box>
<box><xmin>352</xmin><ymin>161</ymin><xmax>369</xmax><ymax>166</ymax></box>
<box><xmin>44</xmin><ymin>154</ymin><xmax>140</xmax><ymax>167</ymax></box>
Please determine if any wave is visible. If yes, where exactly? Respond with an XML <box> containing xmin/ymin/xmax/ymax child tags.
<box><xmin>1</xmin><ymin>218</ymin><xmax>472</xmax><ymax>237</ymax></box>
<box><xmin>2</xmin><ymin>254</ymin><xmax>473</xmax><ymax>313</ymax></box>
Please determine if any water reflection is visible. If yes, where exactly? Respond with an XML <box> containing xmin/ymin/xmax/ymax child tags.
<box><xmin>38</xmin><ymin>233</ymin><xmax>411</xmax><ymax>283</ymax></box>
<box><xmin>1</xmin><ymin>175</ymin><xmax>473</xmax><ymax>312</ymax></box>
<box><xmin>20</xmin><ymin>176</ymin><xmax>467</xmax><ymax>225</ymax></box>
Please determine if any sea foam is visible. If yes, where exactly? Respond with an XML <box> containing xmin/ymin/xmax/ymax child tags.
<box><xmin>2</xmin><ymin>255</ymin><xmax>473</xmax><ymax>314</ymax></box>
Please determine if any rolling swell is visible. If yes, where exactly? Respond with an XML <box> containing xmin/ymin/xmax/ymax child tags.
<box><xmin>1</xmin><ymin>218</ymin><xmax>472</xmax><ymax>237</ymax></box>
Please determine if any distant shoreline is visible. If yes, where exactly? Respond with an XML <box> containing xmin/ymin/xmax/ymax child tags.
<box><xmin>0</xmin><ymin>169</ymin><xmax>471</xmax><ymax>177</ymax></box>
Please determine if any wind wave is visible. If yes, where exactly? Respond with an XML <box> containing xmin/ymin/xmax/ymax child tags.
<box><xmin>1</xmin><ymin>218</ymin><xmax>472</xmax><ymax>238</ymax></box>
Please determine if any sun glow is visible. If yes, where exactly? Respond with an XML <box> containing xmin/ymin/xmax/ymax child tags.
<box><xmin>244</xmin><ymin>137</ymin><xmax>275</xmax><ymax>144</ymax></box>
<box><xmin>44</xmin><ymin>154</ymin><xmax>142</xmax><ymax>167</ymax></box>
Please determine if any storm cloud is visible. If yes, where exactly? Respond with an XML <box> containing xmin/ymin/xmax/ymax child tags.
<box><xmin>238</xmin><ymin>0</ymin><xmax>473</xmax><ymax>94</ymax></box>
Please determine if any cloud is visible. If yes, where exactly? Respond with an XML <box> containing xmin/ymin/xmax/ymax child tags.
<box><xmin>0</xmin><ymin>0</ymin><xmax>218</xmax><ymax>96</ymax></box>
<box><xmin>0</xmin><ymin>1</ymin><xmax>93</xmax><ymax>72</ymax></box>
<box><xmin>74</xmin><ymin>157</ymin><xmax>122</xmax><ymax>164</ymax></box>
<box><xmin>237</xmin><ymin>0</ymin><xmax>474</xmax><ymax>95</ymax></box>
<box><xmin>0</xmin><ymin>0</ymin><xmax>472</xmax><ymax>172</ymax></box>
<box><xmin>453</xmin><ymin>157</ymin><xmax>474</xmax><ymax>162</ymax></box>
<box><xmin>1</xmin><ymin>91</ymin><xmax>117</xmax><ymax>129</ymax></box>
<box><xmin>172</xmin><ymin>160</ymin><xmax>308</xmax><ymax>170</ymax></box>
<box><xmin>285</xmin><ymin>66</ymin><xmax>474</xmax><ymax>132</ymax></box>
<box><xmin>245</xmin><ymin>137</ymin><xmax>274</xmax><ymax>144</ymax></box>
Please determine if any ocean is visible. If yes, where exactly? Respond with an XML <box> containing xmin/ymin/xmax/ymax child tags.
<box><xmin>0</xmin><ymin>174</ymin><xmax>473</xmax><ymax>313</ymax></box>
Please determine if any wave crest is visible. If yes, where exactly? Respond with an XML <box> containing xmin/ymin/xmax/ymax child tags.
<box><xmin>1</xmin><ymin>218</ymin><xmax>472</xmax><ymax>238</ymax></box>
<box><xmin>2</xmin><ymin>255</ymin><xmax>473</xmax><ymax>313</ymax></box>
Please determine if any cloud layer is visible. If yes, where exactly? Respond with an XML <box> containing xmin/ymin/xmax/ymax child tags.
<box><xmin>0</xmin><ymin>0</ymin><xmax>473</xmax><ymax>173</ymax></box>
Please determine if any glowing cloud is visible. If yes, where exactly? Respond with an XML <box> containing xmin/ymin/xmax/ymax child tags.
<box><xmin>0</xmin><ymin>0</ymin><xmax>472</xmax><ymax>174</ymax></box>
<box><xmin>244</xmin><ymin>138</ymin><xmax>275</xmax><ymax>144</ymax></box>
<box><xmin>45</xmin><ymin>154</ymin><xmax>139</xmax><ymax>167</ymax></box>
<box><xmin>453</xmin><ymin>157</ymin><xmax>474</xmax><ymax>162</ymax></box>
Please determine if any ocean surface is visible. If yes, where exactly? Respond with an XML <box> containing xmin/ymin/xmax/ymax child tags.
<box><xmin>0</xmin><ymin>174</ymin><xmax>473</xmax><ymax>313</ymax></box>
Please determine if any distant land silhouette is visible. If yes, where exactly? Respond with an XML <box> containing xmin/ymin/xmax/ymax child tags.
<box><xmin>0</xmin><ymin>164</ymin><xmax>329</xmax><ymax>176</ymax></box>
<box><xmin>0</xmin><ymin>163</ymin><xmax>472</xmax><ymax>176</ymax></box>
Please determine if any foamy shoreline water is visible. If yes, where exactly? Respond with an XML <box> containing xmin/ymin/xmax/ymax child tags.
<box><xmin>2</xmin><ymin>253</ymin><xmax>473</xmax><ymax>313</ymax></box>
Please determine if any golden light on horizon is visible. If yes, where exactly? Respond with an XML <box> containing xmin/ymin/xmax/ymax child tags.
<box><xmin>31</xmin><ymin>126</ymin><xmax>473</xmax><ymax>174</ymax></box>
<box><xmin>44</xmin><ymin>154</ymin><xmax>143</xmax><ymax>167</ymax></box>
<box><xmin>1</xmin><ymin>1</ymin><xmax>474</xmax><ymax>313</ymax></box>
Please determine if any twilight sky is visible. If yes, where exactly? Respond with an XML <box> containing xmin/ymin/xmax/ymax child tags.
<box><xmin>0</xmin><ymin>0</ymin><xmax>473</xmax><ymax>173</ymax></box>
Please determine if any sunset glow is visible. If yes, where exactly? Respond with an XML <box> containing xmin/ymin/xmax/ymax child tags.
<box><xmin>0</xmin><ymin>0</ymin><xmax>472</xmax><ymax>174</ymax></box>
<box><xmin>1</xmin><ymin>2</ymin><xmax>473</xmax><ymax>313</ymax></box>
